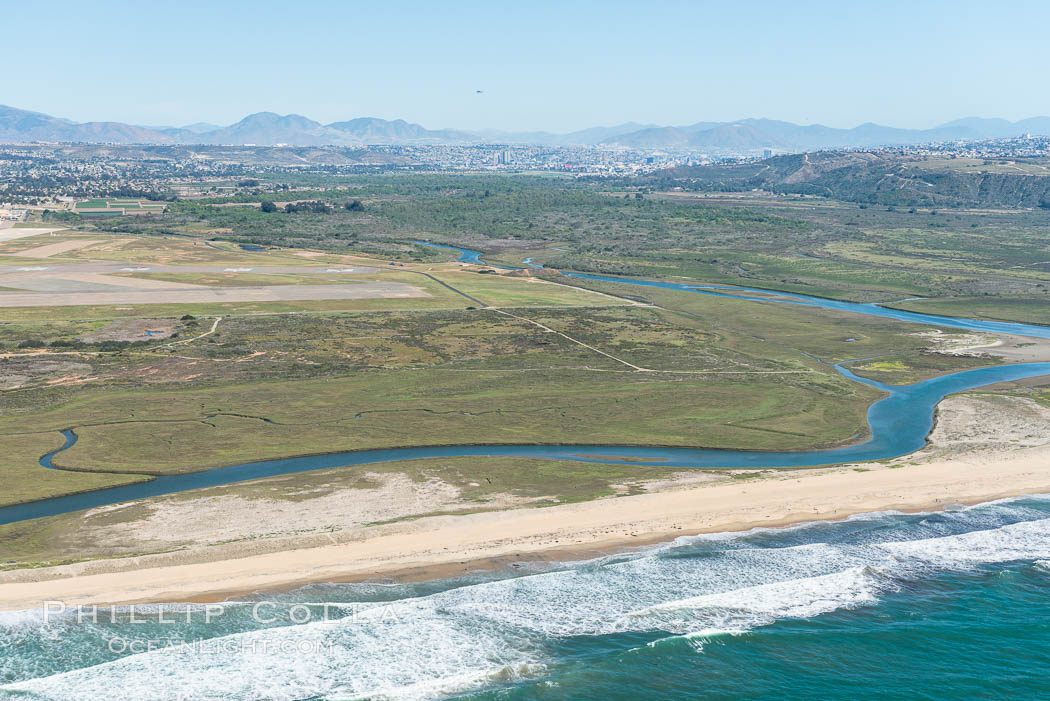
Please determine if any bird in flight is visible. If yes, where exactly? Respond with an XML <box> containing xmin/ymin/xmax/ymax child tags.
<box><xmin>475</xmin><ymin>90</ymin><xmax>484</xmax><ymax>94</ymax></box>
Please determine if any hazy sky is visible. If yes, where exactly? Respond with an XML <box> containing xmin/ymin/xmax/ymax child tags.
<box><xmin>5</xmin><ymin>0</ymin><xmax>1048</xmax><ymax>131</ymax></box>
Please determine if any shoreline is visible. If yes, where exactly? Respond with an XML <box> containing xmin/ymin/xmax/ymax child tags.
<box><xmin>152</xmin><ymin>492</ymin><xmax>1028</xmax><ymax>608</ymax></box>
<box><xmin>3</xmin><ymin>432</ymin><xmax>1050</xmax><ymax>612</ymax></box>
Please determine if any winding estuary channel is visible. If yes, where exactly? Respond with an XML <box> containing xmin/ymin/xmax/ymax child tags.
<box><xmin>2</xmin><ymin>244</ymin><xmax>1049</xmax><ymax>526</ymax></box>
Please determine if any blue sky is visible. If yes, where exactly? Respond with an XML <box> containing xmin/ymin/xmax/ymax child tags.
<box><xmin>4</xmin><ymin>0</ymin><xmax>1048</xmax><ymax>131</ymax></box>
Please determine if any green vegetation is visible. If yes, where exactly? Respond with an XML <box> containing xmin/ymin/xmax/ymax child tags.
<box><xmin>885</xmin><ymin>296</ymin><xmax>1050</xmax><ymax>326</ymax></box>
<box><xmin>2</xmin><ymin>171</ymin><xmax>1045</xmax><ymax>524</ymax></box>
<box><xmin>0</xmin><ymin>433</ymin><xmax>149</xmax><ymax>507</ymax></box>
<box><xmin>78</xmin><ymin>175</ymin><xmax>808</xmax><ymax>260</ymax></box>
<box><xmin>62</xmin><ymin>173</ymin><xmax>1050</xmax><ymax>321</ymax></box>
<box><xmin>74</xmin><ymin>197</ymin><xmax>166</xmax><ymax>215</ymax></box>
<box><xmin>0</xmin><ymin>364</ymin><xmax>876</xmax><ymax>507</ymax></box>
<box><xmin>546</xmin><ymin>277</ymin><xmax>1000</xmax><ymax>378</ymax></box>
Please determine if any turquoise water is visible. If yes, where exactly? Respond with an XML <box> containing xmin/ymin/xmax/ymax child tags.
<box><xmin>3</xmin><ymin>497</ymin><xmax>1050</xmax><ymax>699</ymax></box>
<box><xmin>3</xmin><ymin>243</ymin><xmax>1050</xmax><ymax>698</ymax></box>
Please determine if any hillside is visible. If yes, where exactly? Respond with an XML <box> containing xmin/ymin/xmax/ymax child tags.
<box><xmin>648</xmin><ymin>151</ymin><xmax>1050</xmax><ymax>208</ymax></box>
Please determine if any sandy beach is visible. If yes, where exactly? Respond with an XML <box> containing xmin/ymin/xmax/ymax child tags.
<box><xmin>1</xmin><ymin>394</ymin><xmax>1049</xmax><ymax>611</ymax></box>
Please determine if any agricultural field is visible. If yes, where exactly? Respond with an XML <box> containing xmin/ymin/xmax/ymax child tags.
<box><xmin>74</xmin><ymin>198</ymin><xmax>167</xmax><ymax>216</ymax></box>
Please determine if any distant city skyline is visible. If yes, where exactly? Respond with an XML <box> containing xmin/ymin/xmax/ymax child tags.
<box><xmin>4</xmin><ymin>0</ymin><xmax>1049</xmax><ymax>132</ymax></box>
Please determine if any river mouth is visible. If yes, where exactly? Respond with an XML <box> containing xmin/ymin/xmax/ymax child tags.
<box><xmin>3</xmin><ymin>243</ymin><xmax>1049</xmax><ymax>527</ymax></box>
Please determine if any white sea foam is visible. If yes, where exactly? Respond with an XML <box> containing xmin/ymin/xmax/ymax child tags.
<box><xmin>645</xmin><ymin>628</ymin><xmax>742</xmax><ymax>649</ymax></box>
<box><xmin>0</xmin><ymin>545</ymin><xmax>881</xmax><ymax>700</ymax></box>
<box><xmin>2</xmin><ymin>609</ymin><xmax>544</xmax><ymax>701</ymax></box>
<box><xmin>623</xmin><ymin>566</ymin><xmax>884</xmax><ymax>633</ymax></box>
<box><xmin>880</xmin><ymin>517</ymin><xmax>1050</xmax><ymax>570</ymax></box>
<box><xmin>329</xmin><ymin>663</ymin><xmax>548</xmax><ymax>701</ymax></box>
<box><xmin>0</xmin><ymin>607</ymin><xmax>46</xmax><ymax>627</ymax></box>
<box><xmin>5</xmin><ymin>508</ymin><xmax>1050</xmax><ymax>700</ymax></box>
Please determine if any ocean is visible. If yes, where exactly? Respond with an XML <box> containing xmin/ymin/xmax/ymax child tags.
<box><xmin>3</xmin><ymin>495</ymin><xmax>1049</xmax><ymax>700</ymax></box>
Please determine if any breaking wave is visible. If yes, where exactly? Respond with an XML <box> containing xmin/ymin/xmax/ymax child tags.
<box><xmin>4</xmin><ymin>496</ymin><xmax>1050</xmax><ymax>700</ymax></box>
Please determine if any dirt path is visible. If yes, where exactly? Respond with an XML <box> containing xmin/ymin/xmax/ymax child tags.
<box><xmin>490</xmin><ymin>308</ymin><xmax>814</xmax><ymax>375</ymax></box>
<box><xmin>490</xmin><ymin>308</ymin><xmax>648</xmax><ymax>371</ymax></box>
<box><xmin>159</xmin><ymin>316</ymin><xmax>222</xmax><ymax>348</ymax></box>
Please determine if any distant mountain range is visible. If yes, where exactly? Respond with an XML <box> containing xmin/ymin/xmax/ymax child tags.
<box><xmin>598</xmin><ymin>117</ymin><xmax>1050</xmax><ymax>151</ymax></box>
<box><xmin>1</xmin><ymin>104</ymin><xmax>1048</xmax><ymax>152</ymax></box>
